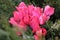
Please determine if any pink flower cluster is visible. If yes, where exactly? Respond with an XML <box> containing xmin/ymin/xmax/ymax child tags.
<box><xmin>9</xmin><ymin>2</ymin><xmax>54</xmax><ymax>40</ymax></box>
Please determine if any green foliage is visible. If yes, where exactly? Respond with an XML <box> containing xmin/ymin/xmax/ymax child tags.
<box><xmin>0</xmin><ymin>29</ymin><xmax>10</xmax><ymax>40</ymax></box>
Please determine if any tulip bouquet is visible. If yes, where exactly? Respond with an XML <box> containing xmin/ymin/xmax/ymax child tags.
<box><xmin>9</xmin><ymin>2</ymin><xmax>54</xmax><ymax>40</ymax></box>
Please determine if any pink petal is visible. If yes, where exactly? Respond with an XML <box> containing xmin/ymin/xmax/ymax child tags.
<box><xmin>39</xmin><ymin>15</ymin><xmax>44</xmax><ymax>25</ymax></box>
<box><xmin>18</xmin><ymin>2</ymin><xmax>26</xmax><ymax>7</ymax></box>
<box><xmin>23</xmin><ymin>14</ymin><xmax>30</xmax><ymax>24</ymax></box>
<box><xmin>42</xmin><ymin>28</ymin><xmax>47</xmax><ymax>36</ymax></box>
<box><xmin>18</xmin><ymin>21</ymin><xmax>27</xmax><ymax>31</ymax></box>
<box><xmin>39</xmin><ymin>14</ymin><xmax>50</xmax><ymax>25</ymax></box>
<box><xmin>36</xmin><ymin>29</ymin><xmax>42</xmax><ymax>37</ymax></box>
<box><xmin>44</xmin><ymin>5</ymin><xmax>54</xmax><ymax>16</ymax></box>
<box><xmin>29</xmin><ymin>17</ymin><xmax>40</xmax><ymax>33</ymax></box>
<box><xmin>9</xmin><ymin>17</ymin><xmax>18</xmax><ymax>26</ymax></box>
<box><xmin>13</xmin><ymin>11</ymin><xmax>20</xmax><ymax>21</ymax></box>
<box><xmin>34</xmin><ymin>35</ymin><xmax>40</xmax><ymax>40</ymax></box>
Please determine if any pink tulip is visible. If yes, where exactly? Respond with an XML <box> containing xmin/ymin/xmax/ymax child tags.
<box><xmin>18</xmin><ymin>21</ymin><xmax>26</xmax><ymax>29</ymax></box>
<box><xmin>34</xmin><ymin>28</ymin><xmax>47</xmax><ymax>40</ymax></box>
<box><xmin>28</xmin><ymin>5</ymin><xmax>43</xmax><ymax>18</ymax></box>
<box><xmin>13</xmin><ymin>11</ymin><xmax>21</xmax><ymax>21</ymax></box>
<box><xmin>36</xmin><ymin>29</ymin><xmax>42</xmax><ymax>37</ymax></box>
<box><xmin>9</xmin><ymin>2</ymin><xmax>55</xmax><ymax>39</ymax></box>
<box><xmin>18</xmin><ymin>2</ymin><xmax>27</xmax><ymax>8</ymax></box>
<box><xmin>9</xmin><ymin>17</ymin><xmax>18</xmax><ymax>26</ymax></box>
<box><xmin>23</xmin><ymin>14</ymin><xmax>30</xmax><ymax>24</ymax></box>
<box><xmin>29</xmin><ymin>16</ymin><xmax>40</xmax><ymax>33</ymax></box>
<box><xmin>16</xmin><ymin>2</ymin><xmax>28</xmax><ymax>18</ymax></box>
<box><xmin>39</xmin><ymin>14</ymin><xmax>50</xmax><ymax>25</ymax></box>
<box><xmin>34</xmin><ymin>35</ymin><xmax>40</xmax><ymax>40</ymax></box>
<box><xmin>42</xmin><ymin>28</ymin><xmax>47</xmax><ymax>36</ymax></box>
<box><xmin>35</xmin><ymin>28</ymin><xmax>47</xmax><ymax>37</ymax></box>
<box><xmin>32</xmin><ymin>7</ymin><xmax>43</xmax><ymax>18</ymax></box>
<box><xmin>39</xmin><ymin>14</ymin><xmax>44</xmax><ymax>25</ymax></box>
<box><xmin>44</xmin><ymin>5</ymin><xmax>54</xmax><ymax>16</ymax></box>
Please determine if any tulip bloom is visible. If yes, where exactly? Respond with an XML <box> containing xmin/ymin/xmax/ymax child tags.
<box><xmin>9</xmin><ymin>2</ymin><xmax>55</xmax><ymax>40</ymax></box>
<box><xmin>44</xmin><ymin>5</ymin><xmax>54</xmax><ymax>16</ymax></box>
